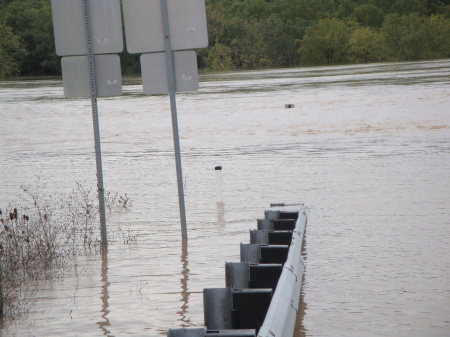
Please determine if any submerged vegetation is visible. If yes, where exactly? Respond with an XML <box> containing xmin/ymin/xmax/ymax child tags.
<box><xmin>0</xmin><ymin>0</ymin><xmax>449</xmax><ymax>77</ymax></box>
<box><xmin>0</xmin><ymin>179</ymin><xmax>136</xmax><ymax>321</ymax></box>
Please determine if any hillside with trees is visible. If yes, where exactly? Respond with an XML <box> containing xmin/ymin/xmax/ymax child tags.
<box><xmin>0</xmin><ymin>0</ymin><xmax>449</xmax><ymax>77</ymax></box>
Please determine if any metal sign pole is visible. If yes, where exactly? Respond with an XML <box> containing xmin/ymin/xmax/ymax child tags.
<box><xmin>160</xmin><ymin>0</ymin><xmax>188</xmax><ymax>239</ymax></box>
<box><xmin>83</xmin><ymin>0</ymin><xmax>108</xmax><ymax>244</ymax></box>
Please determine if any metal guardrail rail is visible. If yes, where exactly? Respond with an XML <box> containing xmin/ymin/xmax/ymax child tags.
<box><xmin>257</xmin><ymin>210</ymin><xmax>306</xmax><ymax>337</ymax></box>
<box><xmin>168</xmin><ymin>207</ymin><xmax>307</xmax><ymax>337</ymax></box>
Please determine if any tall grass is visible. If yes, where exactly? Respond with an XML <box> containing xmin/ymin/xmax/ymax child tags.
<box><xmin>0</xmin><ymin>179</ymin><xmax>135</xmax><ymax>321</ymax></box>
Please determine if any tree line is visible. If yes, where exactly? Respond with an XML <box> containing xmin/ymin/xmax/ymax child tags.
<box><xmin>1</xmin><ymin>0</ymin><xmax>449</xmax><ymax>77</ymax></box>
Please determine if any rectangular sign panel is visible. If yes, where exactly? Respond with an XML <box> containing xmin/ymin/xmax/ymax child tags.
<box><xmin>52</xmin><ymin>0</ymin><xmax>123</xmax><ymax>56</ymax></box>
<box><xmin>141</xmin><ymin>51</ymin><xmax>199</xmax><ymax>95</ymax></box>
<box><xmin>123</xmin><ymin>0</ymin><xmax>208</xmax><ymax>54</ymax></box>
<box><xmin>61</xmin><ymin>54</ymin><xmax>122</xmax><ymax>98</ymax></box>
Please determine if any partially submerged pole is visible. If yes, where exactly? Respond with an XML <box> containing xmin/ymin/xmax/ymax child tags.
<box><xmin>215</xmin><ymin>166</ymin><xmax>223</xmax><ymax>203</ymax></box>
<box><xmin>160</xmin><ymin>0</ymin><xmax>188</xmax><ymax>239</ymax></box>
<box><xmin>82</xmin><ymin>0</ymin><xmax>108</xmax><ymax>244</ymax></box>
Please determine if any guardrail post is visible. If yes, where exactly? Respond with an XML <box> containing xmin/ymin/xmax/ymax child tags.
<box><xmin>168</xmin><ymin>206</ymin><xmax>307</xmax><ymax>337</ymax></box>
<box><xmin>256</xmin><ymin>219</ymin><xmax>273</xmax><ymax>231</ymax></box>
<box><xmin>264</xmin><ymin>210</ymin><xmax>280</xmax><ymax>220</ymax></box>
<box><xmin>204</xmin><ymin>288</ymin><xmax>233</xmax><ymax>330</ymax></box>
<box><xmin>249</xmin><ymin>230</ymin><xmax>268</xmax><ymax>244</ymax></box>
<box><xmin>240</xmin><ymin>244</ymin><xmax>261</xmax><ymax>263</ymax></box>
<box><xmin>225</xmin><ymin>262</ymin><xmax>250</xmax><ymax>288</ymax></box>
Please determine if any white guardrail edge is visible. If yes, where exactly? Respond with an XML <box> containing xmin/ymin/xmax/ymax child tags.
<box><xmin>257</xmin><ymin>212</ymin><xmax>307</xmax><ymax>337</ymax></box>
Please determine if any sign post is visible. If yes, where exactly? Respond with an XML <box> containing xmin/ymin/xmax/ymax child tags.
<box><xmin>122</xmin><ymin>0</ymin><xmax>208</xmax><ymax>239</ymax></box>
<box><xmin>82</xmin><ymin>0</ymin><xmax>107</xmax><ymax>244</ymax></box>
<box><xmin>51</xmin><ymin>0</ymin><xmax>124</xmax><ymax>244</ymax></box>
<box><xmin>160</xmin><ymin>0</ymin><xmax>187</xmax><ymax>239</ymax></box>
<box><xmin>53</xmin><ymin>0</ymin><xmax>208</xmax><ymax>240</ymax></box>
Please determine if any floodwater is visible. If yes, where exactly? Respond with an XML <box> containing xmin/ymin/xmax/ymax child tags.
<box><xmin>0</xmin><ymin>60</ymin><xmax>449</xmax><ymax>336</ymax></box>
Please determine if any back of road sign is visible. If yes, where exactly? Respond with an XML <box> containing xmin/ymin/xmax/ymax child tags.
<box><xmin>51</xmin><ymin>0</ymin><xmax>123</xmax><ymax>56</ymax></box>
<box><xmin>122</xmin><ymin>0</ymin><xmax>208</xmax><ymax>54</ymax></box>
<box><xmin>141</xmin><ymin>51</ymin><xmax>199</xmax><ymax>95</ymax></box>
<box><xmin>61</xmin><ymin>55</ymin><xmax>122</xmax><ymax>98</ymax></box>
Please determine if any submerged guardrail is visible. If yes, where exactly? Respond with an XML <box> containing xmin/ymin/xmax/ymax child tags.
<box><xmin>168</xmin><ymin>207</ymin><xmax>307</xmax><ymax>337</ymax></box>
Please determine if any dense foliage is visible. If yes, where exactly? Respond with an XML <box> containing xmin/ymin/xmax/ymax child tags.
<box><xmin>0</xmin><ymin>0</ymin><xmax>449</xmax><ymax>77</ymax></box>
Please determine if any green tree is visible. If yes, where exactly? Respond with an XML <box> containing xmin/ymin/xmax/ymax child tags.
<box><xmin>0</xmin><ymin>23</ymin><xmax>27</xmax><ymax>77</ymax></box>
<box><xmin>272</xmin><ymin>0</ymin><xmax>316</xmax><ymax>21</ymax></box>
<box><xmin>391</xmin><ymin>0</ymin><xmax>428</xmax><ymax>14</ymax></box>
<box><xmin>414</xmin><ymin>13</ymin><xmax>450</xmax><ymax>59</ymax></box>
<box><xmin>120</xmin><ymin>52</ymin><xmax>140</xmax><ymax>74</ymax></box>
<box><xmin>264</xmin><ymin>15</ymin><xmax>300</xmax><ymax>67</ymax></box>
<box><xmin>380</xmin><ymin>13</ymin><xmax>404</xmax><ymax>59</ymax></box>
<box><xmin>240</xmin><ymin>0</ymin><xmax>273</xmax><ymax>20</ymax></box>
<box><xmin>1</xmin><ymin>0</ymin><xmax>59</xmax><ymax>75</ymax></box>
<box><xmin>352</xmin><ymin>4</ymin><xmax>385</xmax><ymax>27</ymax></box>
<box><xmin>437</xmin><ymin>5</ymin><xmax>450</xmax><ymax>18</ymax></box>
<box><xmin>337</xmin><ymin>0</ymin><xmax>359</xmax><ymax>18</ymax></box>
<box><xmin>382</xmin><ymin>13</ymin><xmax>450</xmax><ymax>60</ymax></box>
<box><xmin>0</xmin><ymin>0</ymin><xmax>447</xmax><ymax>75</ymax></box>
<box><xmin>206</xmin><ymin>0</ymin><xmax>227</xmax><ymax>46</ymax></box>
<box><xmin>205</xmin><ymin>43</ymin><xmax>234</xmax><ymax>70</ymax></box>
<box><xmin>230</xmin><ymin>19</ymin><xmax>271</xmax><ymax>69</ymax></box>
<box><xmin>298</xmin><ymin>19</ymin><xmax>352</xmax><ymax>65</ymax></box>
<box><xmin>348</xmin><ymin>27</ymin><xmax>388</xmax><ymax>62</ymax></box>
<box><xmin>223</xmin><ymin>16</ymin><xmax>300</xmax><ymax>69</ymax></box>
<box><xmin>374</xmin><ymin>0</ymin><xmax>396</xmax><ymax>13</ymax></box>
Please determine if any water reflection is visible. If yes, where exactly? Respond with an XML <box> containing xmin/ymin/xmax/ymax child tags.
<box><xmin>294</xmin><ymin>229</ymin><xmax>308</xmax><ymax>337</ymax></box>
<box><xmin>216</xmin><ymin>202</ymin><xmax>226</xmax><ymax>228</ymax></box>
<box><xmin>97</xmin><ymin>245</ymin><xmax>112</xmax><ymax>336</ymax></box>
<box><xmin>177</xmin><ymin>240</ymin><xmax>193</xmax><ymax>327</ymax></box>
<box><xmin>294</xmin><ymin>287</ymin><xmax>307</xmax><ymax>337</ymax></box>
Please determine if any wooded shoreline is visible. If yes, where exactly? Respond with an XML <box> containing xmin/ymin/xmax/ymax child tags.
<box><xmin>1</xmin><ymin>0</ymin><xmax>449</xmax><ymax>78</ymax></box>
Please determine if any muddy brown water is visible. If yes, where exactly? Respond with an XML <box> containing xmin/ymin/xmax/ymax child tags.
<box><xmin>0</xmin><ymin>60</ymin><xmax>449</xmax><ymax>336</ymax></box>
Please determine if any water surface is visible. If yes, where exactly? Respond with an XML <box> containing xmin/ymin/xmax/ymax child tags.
<box><xmin>0</xmin><ymin>60</ymin><xmax>449</xmax><ymax>336</ymax></box>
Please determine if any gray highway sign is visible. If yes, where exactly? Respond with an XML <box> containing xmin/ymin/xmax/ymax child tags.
<box><xmin>51</xmin><ymin>0</ymin><xmax>123</xmax><ymax>56</ymax></box>
<box><xmin>122</xmin><ymin>0</ymin><xmax>208</xmax><ymax>54</ymax></box>
<box><xmin>141</xmin><ymin>51</ymin><xmax>199</xmax><ymax>95</ymax></box>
